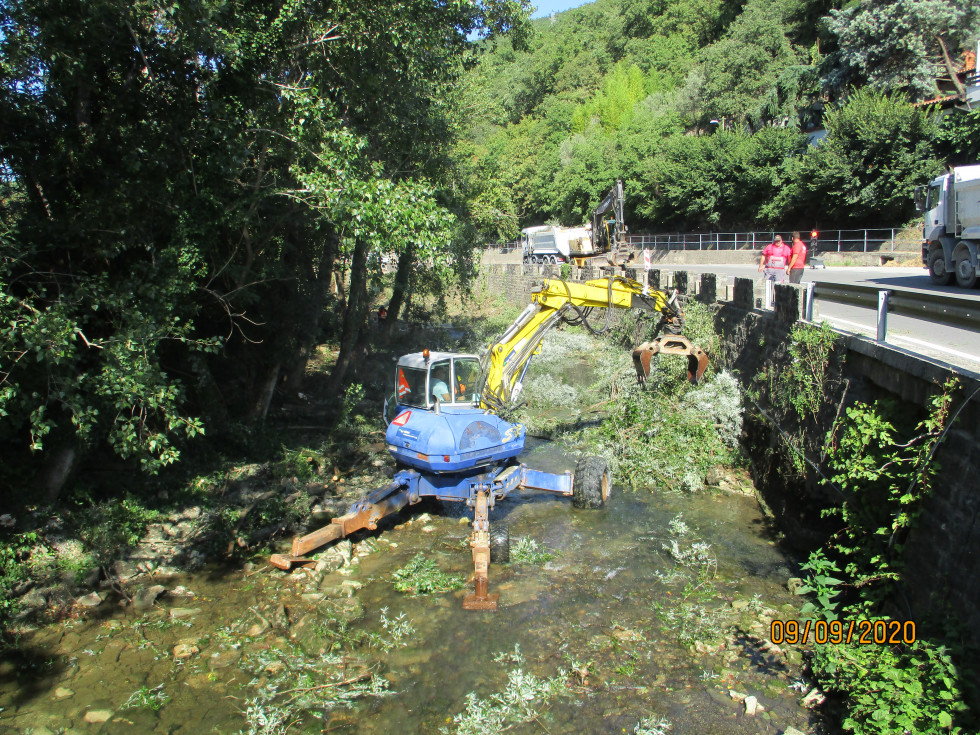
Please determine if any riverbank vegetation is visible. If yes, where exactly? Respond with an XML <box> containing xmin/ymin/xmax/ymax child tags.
<box><xmin>753</xmin><ymin>324</ymin><xmax>978</xmax><ymax>732</ymax></box>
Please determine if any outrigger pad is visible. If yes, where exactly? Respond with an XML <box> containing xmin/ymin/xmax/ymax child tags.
<box><xmin>462</xmin><ymin>592</ymin><xmax>500</xmax><ymax>611</ymax></box>
<box><xmin>633</xmin><ymin>336</ymin><xmax>709</xmax><ymax>385</ymax></box>
<box><xmin>269</xmin><ymin>553</ymin><xmax>316</xmax><ymax>571</ymax></box>
<box><xmin>463</xmin><ymin>577</ymin><xmax>499</xmax><ymax>610</ymax></box>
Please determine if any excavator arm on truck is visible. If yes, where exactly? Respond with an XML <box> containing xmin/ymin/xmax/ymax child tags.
<box><xmin>591</xmin><ymin>180</ymin><xmax>632</xmax><ymax>266</ymax></box>
<box><xmin>477</xmin><ymin>276</ymin><xmax>709</xmax><ymax>414</ymax></box>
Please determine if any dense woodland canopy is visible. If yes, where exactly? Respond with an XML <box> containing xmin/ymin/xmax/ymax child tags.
<box><xmin>0</xmin><ymin>0</ymin><xmax>531</xmax><ymax>497</ymax></box>
<box><xmin>457</xmin><ymin>0</ymin><xmax>980</xmax><ymax>238</ymax></box>
<box><xmin>1</xmin><ymin>0</ymin><xmax>980</xmax><ymax>496</ymax></box>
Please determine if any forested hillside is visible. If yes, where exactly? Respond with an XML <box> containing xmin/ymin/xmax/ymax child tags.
<box><xmin>456</xmin><ymin>0</ymin><xmax>980</xmax><ymax>238</ymax></box>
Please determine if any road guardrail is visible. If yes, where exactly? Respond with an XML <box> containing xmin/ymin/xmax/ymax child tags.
<box><xmin>804</xmin><ymin>281</ymin><xmax>980</xmax><ymax>341</ymax></box>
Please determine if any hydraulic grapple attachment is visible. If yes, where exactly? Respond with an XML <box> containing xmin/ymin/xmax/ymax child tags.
<box><xmin>632</xmin><ymin>335</ymin><xmax>709</xmax><ymax>385</ymax></box>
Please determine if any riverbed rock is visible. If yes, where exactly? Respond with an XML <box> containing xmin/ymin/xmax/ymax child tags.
<box><xmin>83</xmin><ymin>709</ymin><xmax>113</xmax><ymax>724</ymax></box>
<box><xmin>53</xmin><ymin>687</ymin><xmax>74</xmax><ymax>699</ymax></box>
<box><xmin>173</xmin><ymin>642</ymin><xmax>200</xmax><ymax>660</ymax></box>
<box><xmin>133</xmin><ymin>584</ymin><xmax>166</xmax><ymax>611</ymax></box>
<box><xmin>112</xmin><ymin>559</ymin><xmax>142</xmax><ymax>582</ymax></box>
<box><xmin>787</xmin><ymin>577</ymin><xmax>804</xmax><ymax>594</ymax></box>
<box><xmin>783</xmin><ymin>728</ymin><xmax>807</xmax><ymax>735</ymax></box>
<box><xmin>75</xmin><ymin>591</ymin><xmax>104</xmax><ymax>608</ymax></box>
<box><xmin>209</xmin><ymin>648</ymin><xmax>242</xmax><ymax>669</ymax></box>
<box><xmin>802</xmin><ymin>687</ymin><xmax>825</xmax><ymax>708</ymax></box>
<box><xmin>744</xmin><ymin>695</ymin><xmax>761</xmax><ymax>715</ymax></box>
<box><xmin>315</xmin><ymin>539</ymin><xmax>353</xmax><ymax>573</ymax></box>
<box><xmin>168</xmin><ymin>607</ymin><xmax>201</xmax><ymax>619</ymax></box>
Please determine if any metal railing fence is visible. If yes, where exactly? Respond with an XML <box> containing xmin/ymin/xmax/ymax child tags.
<box><xmin>483</xmin><ymin>228</ymin><xmax>914</xmax><ymax>254</ymax></box>
<box><xmin>803</xmin><ymin>281</ymin><xmax>980</xmax><ymax>342</ymax></box>
<box><xmin>627</xmin><ymin>229</ymin><xmax>906</xmax><ymax>253</ymax></box>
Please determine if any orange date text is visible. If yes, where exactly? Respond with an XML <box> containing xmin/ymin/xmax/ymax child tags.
<box><xmin>769</xmin><ymin>619</ymin><xmax>916</xmax><ymax>646</ymax></box>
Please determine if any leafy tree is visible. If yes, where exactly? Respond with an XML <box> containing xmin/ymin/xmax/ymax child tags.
<box><xmin>798</xmin><ymin>88</ymin><xmax>943</xmax><ymax>225</ymax></box>
<box><xmin>936</xmin><ymin>107</ymin><xmax>980</xmax><ymax>166</ymax></box>
<box><xmin>698</xmin><ymin>0</ymin><xmax>809</xmax><ymax>126</ymax></box>
<box><xmin>823</xmin><ymin>0</ymin><xmax>980</xmax><ymax>100</ymax></box>
<box><xmin>0</xmin><ymin>0</ymin><xmax>530</xmax><ymax>500</ymax></box>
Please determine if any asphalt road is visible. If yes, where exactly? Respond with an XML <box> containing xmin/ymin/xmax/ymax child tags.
<box><xmin>653</xmin><ymin>262</ymin><xmax>980</xmax><ymax>375</ymax></box>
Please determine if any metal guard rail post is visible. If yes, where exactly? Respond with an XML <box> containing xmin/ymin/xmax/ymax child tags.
<box><xmin>809</xmin><ymin>281</ymin><xmax>980</xmax><ymax>341</ymax></box>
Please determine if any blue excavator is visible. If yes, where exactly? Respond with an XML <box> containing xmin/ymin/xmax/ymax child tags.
<box><xmin>271</xmin><ymin>277</ymin><xmax>708</xmax><ymax>609</ymax></box>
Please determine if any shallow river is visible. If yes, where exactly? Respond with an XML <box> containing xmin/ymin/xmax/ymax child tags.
<box><xmin>0</xmin><ymin>444</ymin><xmax>818</xmax><ymax>734</ymax></box>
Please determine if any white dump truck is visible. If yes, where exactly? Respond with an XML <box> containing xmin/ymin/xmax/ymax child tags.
<box><xmin>521</xmin><ymin>225</ymin><xmax>595</xmax><ymax>265</ymax></box>
<box><xmin>917</xmin><ymin>165</ymin><xmax>980</xmax><ymax>287</ymax></box>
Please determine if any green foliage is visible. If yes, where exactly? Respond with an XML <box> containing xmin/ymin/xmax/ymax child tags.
<box><xmin>799</xmin><ymin>88</ymin><xmax>943</xmax><ymax>225</ymax></box>
<box><xmin>457</xmin><ymin>0</ymin><xmax>974</xmax><ymax>234</ymax></box>
<box><xmin>442</xmin><ymin>645</ymin><xmax>566</xmax><ymax>735</ymax></box>
<box><xmin>0</xmin><ymin>531</ymin><xmax>38</xmax><ymax>623</ymax></box>
<box><xmin>795</xmin><ymin>549</ymin><xmax>844</xmax><ymax>620</ymax></box>
<box><xmin>936</xmin><ymin>108</ymin><xmax>980</xmax><ymax>167</ymax></box>
<box><xmin>768</xmin><ymin>321</ymin><xmax>839</xmax><ymax>422</ymax></box>
<box><xmin>793</xmin><ymin>379</ymin><xmax>974</xmax><ymax>733</ymax></box>
<box><xmin>74</xmin><ymin>497</ymin><xmax>159</xmax><ymax>575</ymax></box>
<box><xmin>392</xmin><ymin>553</ymin><xmax>466</xmax><ymax>595</ymax></box>
<box><xmin>823</xmin><ymin>0</ymin><xmax>980</xmax><ymax>100</ymax></box>
<box><xmin>0</xmin><ymin>0</ymin><xmax>531</xmax><ymax>496</ymax></box>
<box><xmin>576</xmin><ymin>367</ymin><xmax>742</xmax><ymax>491</ymax></box>
<box><xmin>819</xmin><ymin>384</ymin><xmax>954</xmax><ymax>605</ymax></box>
<box><xmin>510</xmin><ymin>537</ymin><xmax>554</xmax><ymax>565</ymax></box>
<box><xmin>810</xmin><ymin>639</ymin><xmax>968</xmax><ymax>734</ymax></box>
<box><xmin>121</xmin><ymin>684</ymin><xmax>171</xmax><ymax>712</ymax></box>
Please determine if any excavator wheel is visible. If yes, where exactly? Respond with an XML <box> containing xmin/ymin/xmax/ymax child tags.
<box><xmin>573</xmin><ymin>457</ymin><xmax>611</xmax><ymax>509</ymax></box>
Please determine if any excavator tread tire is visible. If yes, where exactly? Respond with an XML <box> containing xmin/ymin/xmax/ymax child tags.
<box><xmin>573</xmin><ymin>456</ymin><xmax>611</xmax><ymax>509</ymax></box>
<box><xmin>490</xmin><ymin>523</ymin><xmax>510</xmax><ymax>564</ymax></box>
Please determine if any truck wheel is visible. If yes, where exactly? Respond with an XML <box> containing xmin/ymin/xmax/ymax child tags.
<box><xmin>929</xmin><ymin>252</ymin><xmax>952</xmax><ymax>285</ymax></box>
<box><xmin>955</xmin><ymin>252</ymin><xmax>978</xmax><ymax>288</ymax></box>
<box><xmin>572</xmin><ymin>457</ymin><xmax>611</xmax><ymax>509</ymax></box>
<box><xmin>490</xmin><ymin>523</ymin><xmax>510</xmax><ymax>563</ymax></box>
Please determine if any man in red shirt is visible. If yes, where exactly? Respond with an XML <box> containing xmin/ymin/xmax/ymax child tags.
<box><xmin>786</xmin><ymin>231</ymin><xmax>807</xmax><ymax>283</ymax></box>
<box><xmin>759</xmin><ymin>235</ymin><xmax>791</xmax><ymax>283</ymax></box>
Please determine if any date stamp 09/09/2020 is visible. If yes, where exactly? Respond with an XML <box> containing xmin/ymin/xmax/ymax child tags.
<box><xmin>769</xmin><ymin>619</ymin><xmax>917</xmax><ymax>646</ymax></box>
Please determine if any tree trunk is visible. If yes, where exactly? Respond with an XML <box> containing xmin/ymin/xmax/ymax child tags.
<box><xmin>329</xmin><ymin>237</ymin><xmax>370</xmax><ymax>392</ymax></box>
<box><xmin>381</xmin><ymin>244</ymin><xmax>416</xmax><ymax>343</ymax></box>
<box><xmin>250</xmin><ymin>361</ymin><xmax>281</xmax><ymax>422</ymax></box>
<box><xmin>37</xmin><ymin>442</ymin><xmax>79</xmax><ymax>504</ymax></box>
<box><xmin>283</xmin><ymin>229</ymin><xmax>339</xmax><ymax>394</ymax></box>
<box><xmin>937</xmin><ymin>34</ymin><xmax>967</xmax><ymax>98</ymax></box>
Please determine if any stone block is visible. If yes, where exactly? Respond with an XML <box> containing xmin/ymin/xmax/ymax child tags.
<box><xmin>673</xmin><ymin>270</ymin><xmax>689</xmax><ymax>294</ymax></box>
<box><xmin>774</xmin><ymin>284</ymin><xmax>805</xmax><ymax>324</ymax></box>
<box><xmin>698</xmin><ymin>273</ymin><xmax>717</xmax><ymax>304</ymax></box>
<box><xmin>733</xmin><ymin>277</ymin><xmax>755</xmax><ymax>309</ymax></box>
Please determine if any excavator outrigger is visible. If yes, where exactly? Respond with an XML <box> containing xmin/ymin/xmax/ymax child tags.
<box><xmin>271</xmin><ymin>277</ymin><xmax>708</xmax><ymax>610</ymax></box>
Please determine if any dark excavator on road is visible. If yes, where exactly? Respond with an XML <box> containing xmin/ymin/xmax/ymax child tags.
<box><xmin>271</xmin><ymin>276</ymin><xmax>708</xmax><ymax>610</ymax></box>
<box><xmin>592</xmin><ymin>179</ymin><xmax>632</xmax><ymax>267</ymax></box>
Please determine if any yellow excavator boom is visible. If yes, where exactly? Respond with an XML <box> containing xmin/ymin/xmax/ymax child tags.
<box><xmin>478</xmin><ymin>276</ymin><xmax>707</xmax><ymax>413</ymax></box>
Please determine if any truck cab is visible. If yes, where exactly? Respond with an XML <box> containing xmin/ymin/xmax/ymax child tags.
<box><xmin>917</xmin><ymin>165</ymin><xmax>980</xmax><ymax>287</ymax></box>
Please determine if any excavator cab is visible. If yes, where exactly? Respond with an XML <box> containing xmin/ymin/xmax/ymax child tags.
<box><xmin>384</xmin><ymin>351</ymin><xmax>482</xmax><ymax>425</ymax></box>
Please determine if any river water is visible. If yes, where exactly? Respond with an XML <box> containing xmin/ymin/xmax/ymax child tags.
<box><xmin>0</xmin><ymin>439</ymin><xmax>819</xmax><ymax>734</ymax></box>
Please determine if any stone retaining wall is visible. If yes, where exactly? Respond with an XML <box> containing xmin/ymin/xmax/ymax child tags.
<box><xmin>479</xmin><ymin>262</ymin><xmax>980</xmax><ymax>648</ymax></box>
